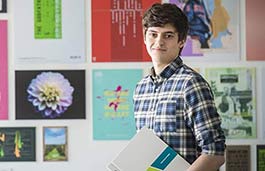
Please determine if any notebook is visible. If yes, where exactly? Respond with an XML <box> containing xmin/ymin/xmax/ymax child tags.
<box><xmin>107</xmin><ymin>127</ymin><xmax>190</xmax><ymax>171</ymax></box>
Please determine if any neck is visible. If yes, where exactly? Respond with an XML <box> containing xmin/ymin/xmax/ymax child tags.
<box><xmin>153</xmin><ymin>63</ymin><xmax>168</xmax><ymax>76</ymax></box>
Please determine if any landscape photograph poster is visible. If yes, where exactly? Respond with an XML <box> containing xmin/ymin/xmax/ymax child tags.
<box><xmin>92</xmin><ymin>0</ymin><xmax>160</xmax><ymax>62</ymax></box>
<box><xmin>13</xmin><ymin>0</ymin><xmax>85</xmax><ymax>63</ymax></box>
<box><xmin>0</xmin><ymin>127</ymin><xmax>36</xmax><ymax>161</ymax></box>
<box><xmin>0</xmin><ymin>20</ymin><xmax>8</xmax><ymax>120</ymax></box>
<box><xmin>15</xmin><ymin>70</ymin><xmax>86</xmax><ymax>120</ymax></box>
<box><xmin>169</xmin><ymin>0</ymin><xmax>240</xmax><ymax>61</ymax></box>
<box><xmin>43</xmin><ymin>126</ymin><xmax>68</xmax><ymax>161</ymax></box>
<box><xmin>205</xmin><ymin>67</ymin><xmax>256</xmax><ymax>139</ymax></box>
<box><xmin>92</xmin><ymin>69</ymin><xmax>142</xmax><ymax>140</ymax></box>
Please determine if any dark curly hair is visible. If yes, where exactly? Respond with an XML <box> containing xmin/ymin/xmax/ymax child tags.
<box><xmin>142</xmin><ymin>3</ymin><xmax>189</xmax><ymax>43</ymax></box>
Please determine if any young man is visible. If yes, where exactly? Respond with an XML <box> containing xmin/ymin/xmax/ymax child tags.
<box><xmin>133</xmin><ymin>3</ymin><xmax>225</xmax><ymax>171</ymax></box>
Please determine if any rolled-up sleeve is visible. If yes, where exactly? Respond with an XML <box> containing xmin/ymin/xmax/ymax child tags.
<box><xmin>184</xmin><ymin>75</ymin><xmax>226</xmax><ymax>155</ymax></box>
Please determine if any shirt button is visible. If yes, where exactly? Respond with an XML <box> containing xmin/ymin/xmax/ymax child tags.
<box><xmin>155</xmin><ymin>88</ymin><xmax>159</xmax><ymax>92</ymax></box>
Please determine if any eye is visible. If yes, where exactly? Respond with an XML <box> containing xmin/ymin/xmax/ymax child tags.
<box><xmin>164</xmin><ymin>33</ymin><xmax>175</xmax><ymax>39</ymax></box>
<box><xmin>147</xmin><ymin>32</ymin><xmax>157</xmax><ymax>38</ymax></box>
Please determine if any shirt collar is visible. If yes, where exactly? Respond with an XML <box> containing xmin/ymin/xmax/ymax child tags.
<box><xmin>150</xmin><ymin>57</ymin><xmax>183</xmax><ymax>80</ymax></box>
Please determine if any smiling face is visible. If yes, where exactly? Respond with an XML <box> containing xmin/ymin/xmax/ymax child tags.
<box><xmin>144</xmin><ymin>24</ymin><xmax>185</xmax><ymax>71</ymax></box>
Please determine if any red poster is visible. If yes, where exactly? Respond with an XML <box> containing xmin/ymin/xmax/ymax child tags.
<box><xmin>246</xmin><ymin>0</ymin><xmax>265</xmax><ymax>60</ymax></box>
<box><xmin>92</xmin><ymin>0</ymin><xmax>160</xmax><ymax>62</ymax></box>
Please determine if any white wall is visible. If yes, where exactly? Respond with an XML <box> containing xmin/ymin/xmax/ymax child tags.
<box><xmin>0</xmin><ymin>0</ymin><xmax>264</xmax><ymax>171</ymax></box>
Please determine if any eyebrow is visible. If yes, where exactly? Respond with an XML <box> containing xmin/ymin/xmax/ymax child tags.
<box><xmin>147</xmin><ymin>29</ymin><xmax>176</xmax><ymax>34</ymax></box>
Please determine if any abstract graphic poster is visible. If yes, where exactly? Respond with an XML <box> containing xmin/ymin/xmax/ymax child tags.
<box><xmin>15</xmin><ymin>70</ymin><xmax>86</xmax><ymax>120</ymax></box>
<box><xmin>225</xmin><ymin>145</ymin><xmax>251</xmax><ymax>171</ymax></box>
<box><xmin>13</xmin><ymin>0</ymin><xmax>85</xmax><ymax>63</ymax></box>
<box><xmin>43</xmin><ymin>126</ymin><xmax>68</xmax><ymax>161</ymax></box>
<box><xmin>0</xmin><ymin>0</ymin><xmax>7</xmax><ymax>13</ymax></box>
<box><xmin>246</xmin><ymin>0</ymin><xmax>265</xmax><ymax>60</ymax></box>
<box><xmin>92</xmin><ymin>0</ymin><xmax>160</xmax><ymax>62</ymax></box>
<box><xmin>205</xmin><ymin>67</ymin><xmax>256</xmax><ymax>139</ymax></box>
<box><xmin>0</xmin><ymin>20</ymin><xmax>8</xmax><ymax>120</ymax></box>
<box><xmin>93</xmin><ymin>69</ymin><xmax>142</xmax><ymax>140</ymax></box>
<box><xmin>169</xmin><ymin>0</ymin><xmax>240</xmax><ymax>61</ymax></box>
<box><xmin>0</xmin><ymin>127</ymin><xmax>36</xmax><ymax>161</ymax></box>
<box><xmin>257</xmin><ymin>145</ymin><xmax>265</xmax><ymax>171</ymax></box>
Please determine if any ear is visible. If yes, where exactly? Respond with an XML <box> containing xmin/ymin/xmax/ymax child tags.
<box><xmin>179</xmin><ymin>40</ymin><xmax>185</xmax><ymax>48</ymax></box>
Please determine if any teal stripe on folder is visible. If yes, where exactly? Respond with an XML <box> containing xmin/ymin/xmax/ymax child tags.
<box><xmin>150</xmin><ymin>146</ymin><xmax>177</xmax><ymax>170</ymax></box>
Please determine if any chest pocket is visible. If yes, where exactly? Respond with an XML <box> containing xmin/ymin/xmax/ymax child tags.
<box><xmin>154</xmin><ymin>99</ymin><xmax>177</xmax><ymax>132</ymax></box>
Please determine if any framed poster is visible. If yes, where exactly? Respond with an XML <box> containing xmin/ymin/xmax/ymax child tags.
<box><xmin>93</xmin><ymin>69</ymin><xmax>142</xmax><ymax>140</ymax></box>
<box><xmin>92</xmin><ymin>0</ymin><xmax>160</xmax><ymax>62</ymax></box>
<box><xmin>0</xmin><ymin>0</ymin><xmax>7</xmax><ymax>13</ymax></box>
<box><xmin>15</xmin><ymin>70</ymin><xmax>86</xmax><ymax>119</ymax></box>
<box><xmin>0</xmin><ymin>127</ymin><xmax>36</xmax><ymax>161</ymax></box>
<box><xmin>169</xmin><ymin>0</ymin><xmax>241</xmax><ymax>61</ymax></box>
<box><xmin>43</xmin><ymin>126</ymin><xmax>68</xmax><ymax>161</ymax></box>
<box><xmin>0</xmin><ymin>20</ymin><xmax>8</xmax><ymax>120</ymax></box>
<box><xmin>246</xmin><ymin>0</ymin><xmax>265</xmax><ymax>60</ymax></box>
<box><xmin>205</xmin><ymin>67</ymin><xmax>256</xmax><ymax>139</ymax></box>
<box><xmin>13</xmin><ymin>0</ymin><xmax>85</xmax><ymax>64</ymax></box>
<box><xmin>225</xmin><ymin>145</ymin><xmax>251</xmax><ymax>171</ymax></box>
<box><xmin>257</xmin><ymin>145</ymin><xmax>265</xmax><ymax>171</ymax></box>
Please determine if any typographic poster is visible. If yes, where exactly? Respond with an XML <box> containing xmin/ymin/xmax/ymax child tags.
<box><xmin>13</xmin><ymin>0</ymin><xmax>85</xmax><ymax>63</ymax></box>
<box><xmin>246</xmin><ymin>0</ymin><xmax>265</xmax><ymax>60</ymax></box>
<box><xmin>15</xmin><ymin>70</ymin><xmax>86</xmax><ymax>119</ymax></box>
<box><xmin>93</xmin><ymin>69</ymin><xmax>142</xmax><ymax>140</ymax></box>
<box><xmin>205</xmin><ymin>67</ymin><xmax>256</xmax><ymax>139</ymax></box>
<box><xmin>257</xmin><ymin>145</ymin><xmax>265</xmax><ymax>171</ymax></box>
<box><xmin>0</xmin><ymin>127</ymin><xmax>36</xmax><ymax>161</ymax></box>
<box><xmin>92</xmin><ymin>0</ymin><xmax>160</xmax><ymax>62</ymax></box>
<box><xmin>0</xmin><ymin>20</ymin><xmax>8</xmax><ymax>120</ymax></box>
<box><xmin>225</xmin><ymin>145</ymin><xmax>251</xmax><ymax>171</ymax></box>
<box><xmin>43</xmin><ymin>126</ymin><xmax>68</xmax><ymax>161</ymax></box>
<box><xmin>0</xmin><ymin>0</ymin><xmax>7</xmax><ymax>13</ymax></box>
<box><xmin>169</xmin><ymin>0</ymin><xmax>240</xmax><ymax>61</ymax></box>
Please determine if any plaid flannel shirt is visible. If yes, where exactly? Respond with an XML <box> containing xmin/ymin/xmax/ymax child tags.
<box><xmin>133</xmin><ymin>57</ymin><xmax>225</xmax><ymax>164</ymax></box>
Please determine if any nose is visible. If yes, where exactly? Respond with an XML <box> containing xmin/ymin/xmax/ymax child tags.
<box><xmin>155</xmin><ymin>34</ymin><xmax>165</xmax><ymax>46</ymax></box>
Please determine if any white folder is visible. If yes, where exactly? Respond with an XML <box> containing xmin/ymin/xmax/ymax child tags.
<box><xmin>107</xmin><ymin>127</ymin><xmax>190</xmax><ymax>171</ymax></box>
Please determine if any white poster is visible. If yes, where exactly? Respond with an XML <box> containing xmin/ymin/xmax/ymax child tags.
<box><xmin>13</xmin><ymin>0</ymin><xmax>85</xmax><ymax>64</ymax></box>
<box><xmin>205</xmin><ymin>67</ymin><xmax>256</xmax><ymax>139</ymax></box>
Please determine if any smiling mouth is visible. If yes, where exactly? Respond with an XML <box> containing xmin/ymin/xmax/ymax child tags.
<box><xmin>152</xmin><ymin>48</ymin><xmax>166</xmax><ymax>51</ymax></box>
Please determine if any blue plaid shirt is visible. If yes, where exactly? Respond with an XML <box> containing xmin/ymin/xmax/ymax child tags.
<box><xmin>133</xmin><ymin>57</ymin><xmax>225</xmax><ymax>164</ymax></box>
